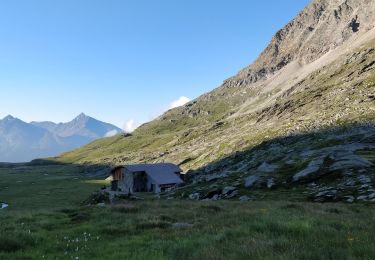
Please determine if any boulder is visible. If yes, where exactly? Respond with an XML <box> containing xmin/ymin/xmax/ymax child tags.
<box><xmin>329</xmin><ymin>151</ymin><xmax>374</xmax><ymax>172</ymax></box>
<box><xmin>267</xmin><ymin>178</ymin><xmax>275</xmax><ymax>189</ymax></box>
<box><xmin>244</xmin><ymin>176</ymin><xmax>261</xmax><ymax>188</ymax></box>
<box><xmin>345</xmin><ymin>178</ymin><xmax>356</xmax><ymax>186</ymax></box>
<box><xmin>203</xmin><ymin>189</ymin><xmax>222</xmax><ymax>200</ymax></box>
<box><xmin>344</xmin><ymin>195</ymin><xmax>355</xmax><ymax>203</ymax></box>
<box><xmin>222</xmin><ymin>186</ymin><xmax>236</xmax><ymax>196</ymax></box>
<box><xmin>239</xmin><ymin>195</ymin><xmax>251</xmax><ymax>202</ymax></box>
<box><xmin>0</xmin><ymin>203</ymin><xmax>8</xmax><ymax>209</ymax></box>
<box><xmin>285</xmin><ymin>159</ymin><xmax>295</xmax><ymax>165</ymax></box>
<box><xmin>257</xmin><ymin>162</ymin><xmax>279</xmax><ymax>173</ymax></box>
<box><xmin>295</xmin><ymin>146</ymin><xmax>374</xmax><ymax>183</ymax></box>
<box><xmin>97</xmin><ymin>203</ymin><xmax>106</xmax><ymax>208</ymax></box>
<box><xmin>189</xmin><ymin>192</ymin><xmax>200</xmax><ymax>200</ymax></box>
<box><xmin>172</xmin><ymin>223</ymin><xmax>193</xmax><ymax>229</ymax></box>
<box><xmin>226</xmin><ymin>190</ymin><xmax>238</xmax><ymax>199</ymax></box>
<box><xmin>357</xmin><ymin>195</ymin><xmax>368</xmax><ymax>201</ymax></box>
<box><xmin>313</xmin><ymin>189</ymin><xmax>338</xmax><ymax>202</ymax></box>
<box><xmin>358</xmin><ymin>175</ymin><xmax>372</xmax><ymax>184</ymax></box>
<box><xmin>293</xmin><ymin>158</ymin><xmax>325</xmax><ymax>182</ymax></box>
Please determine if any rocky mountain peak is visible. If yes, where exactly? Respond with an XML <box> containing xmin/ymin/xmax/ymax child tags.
<box><xmin>75</xmin><ymin>113</ymin><xmax>90</xmax><ymax>121</ymax></box>
<box><xmin>2</xmin><ymin>115</ymin><xmax>16</xmax><ymax>121</ymax></box>
<box><xmin>0</xmin><ymin>115</ymin><xmax>26</xmax><ymax>127</ymax></box>
<box><xmin>224</xmin><ymin>0</ymin><xmax>375</xmax><ymax>88</ymax></box>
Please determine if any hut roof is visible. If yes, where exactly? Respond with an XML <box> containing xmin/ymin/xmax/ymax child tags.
<box><xmin>124</xmin><ymin>163</ymin><xmax>183</xmax><ymax>185</ymax></box>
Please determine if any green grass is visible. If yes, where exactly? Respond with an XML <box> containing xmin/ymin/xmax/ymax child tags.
<box><xmin>1</xmin><ymin>165</ymin><xmax>375</xmax><ymax>259</ymax></box>
<box><xmin>0</xmin><ymin>165</ymin><xmax>103</xmax><ymax>211</ymax></box>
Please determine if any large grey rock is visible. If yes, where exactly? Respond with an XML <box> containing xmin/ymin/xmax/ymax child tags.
<box><xmin>97</xmin><ymin>203</ymin><xmax>106</xmax><ymax>208</ymax></box>
<box><xmin>267</xmin><ymin>178</ymin><xmax>275</xmax><ymax>189</ymax></box>
<box><xmin>293</xmin><ymin>149</ymin><xmax>374</xmax><ymax>182</ymax></box>
<box><xmin>360</xmin><ymin>184</ymin><xmax>371</xmax><ymax>190</ymax></box>
<box><xmin>293</xmin><ymin>158</ymin><xmax>325</xmax><ymax>182</ymax></box>
<box><xmin>313</xmin><ymin>189</ymin><xmax>338</xmax><ymax>202</ymax></box>
<box><xmin>239</xmin><ymin>195</ymin><xmax>251</xmax><ymax>202</ymax></box>
<box><xmin>328</xmin><ymin>151</ymin><xmax>374</xmax><ymax>171</ymax></box>
<box><xmin>226</xmin><ymin>190</ymin><xmax>238</xmax><ymax>199</ymax></box>
<box><xmin>244</xmin><ymin>176</ymin><xmax>260</xmax><ymax>188</ymax></box>
<box><xmin>257</xmin><ymin>162</ymin><xmax>278</xmax><ymax>173</ymax></box>
<box><xmin>222</xmin><ymin>186</ymin><xmax>237</xmax><ymax>196</ymax></box>
<box><xmin>189</xmin><ymin>193</ymin><xmax>200</xmax><ymax>200</ymax></box>
<box><xmin>345</xmin><ymin>178</ymin><xmax>356</xmax><ymax>187</ymax></box>
<box><xmin>172</xmin><ymin>223</ymin><xmax>193</xmax><ymax>229</ymax></box>
<box><xmin>358</xmin><ymin>175</ymin><xmax>372</xmax><ymax>184</ymax></box>
<box><xmin>344</xmin><ymin>196</ymin><xmax>355</xmax><ymax>203</ymax></box>
<box><xmin>203</xmin><ymin>189</ymin><xmax>222</xmax><ymax>200</ymax></box>
<box><xmin>285</xmin><ymin>159</ymin><xmax>296</xmax><ymax>165</ymax></box>
<box><xmin>357</xmin><ymin>195</ymin><xmax>368</xmax><ymax>201</ymax></box>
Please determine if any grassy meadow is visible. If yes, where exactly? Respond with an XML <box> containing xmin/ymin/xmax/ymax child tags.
<box><xmin>1</xmin><ymin>165</ymin><xmax>375</xmax><ymax>259</ymax></box>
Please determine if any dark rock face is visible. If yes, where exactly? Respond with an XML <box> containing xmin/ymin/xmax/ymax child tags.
<box><xmin>349</xmin><ymin>16</ymin><xmax>360</xmax><ymax>33</ymax></box>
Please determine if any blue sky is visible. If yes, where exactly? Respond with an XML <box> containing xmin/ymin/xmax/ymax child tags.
<box><xmin>0</xmin><ymin>0</ymin><xmax>310</xmax><ymax>130</ymax></box>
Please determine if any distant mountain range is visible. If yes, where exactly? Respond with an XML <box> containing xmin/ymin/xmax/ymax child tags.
<box><xmin>0</xmin><ymin>113</ymin><xmax>122</xmax><ymax>162</ymax></box>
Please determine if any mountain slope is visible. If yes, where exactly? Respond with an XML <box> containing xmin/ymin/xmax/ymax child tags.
<box><xmin>56</xmin><ymin>0</ymin><xmax>375</xmax><ymax>200</ymax></box>
<box><xmin>0</xmin><ymin>114</ymin><xmax>122</xmax><ymax>162</ymax></box>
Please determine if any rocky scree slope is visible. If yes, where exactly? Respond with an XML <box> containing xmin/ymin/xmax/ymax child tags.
<box><xmin>56</xmin><ymin>0</ymin><xmax>375</xmax><ymax>202</ymax></box>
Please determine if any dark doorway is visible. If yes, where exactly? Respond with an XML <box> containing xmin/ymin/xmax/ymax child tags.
<box><xmin>133</xmin><ymin>172</ymin><xmax>148</xmax><ymax>192</ymax></box>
